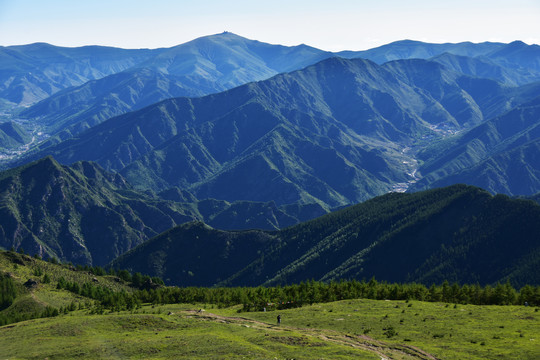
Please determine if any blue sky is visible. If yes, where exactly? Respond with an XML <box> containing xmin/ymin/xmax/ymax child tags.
<box><xmin>1</xmin><ymin>0</ymin><xmax>539</xmax><ymax>50</ymax></box>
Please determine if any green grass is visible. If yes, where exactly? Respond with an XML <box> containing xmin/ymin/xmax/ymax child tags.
<box><xmin>214</xmin><ymin>299</ymin><xmax>540</xmax><ymax>360</ymax></box>
<box><xmin>0</xmin><ymin>312</ymin><xmax>379</xmax><ymax>359</ymax></box>
<box><xmin>2</xmin><ymin>299</ymin><xmax>538</xmax><ymax>359</ymax></box>
<box><xmin>0</xmin><ymin>251</ymin><xmax>133</xmax><ymax>294</ymax></box>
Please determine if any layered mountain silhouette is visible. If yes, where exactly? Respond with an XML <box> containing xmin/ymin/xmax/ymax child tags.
<box><xmin>5</xmin><ymin>35</ymin><xmax>539</xmax><ymax>113</ymax></box>
<box><xmin>17</xmin><ymin>33</ymin><xmax>334</xmax><ymax>141</ymax></box>
<box><xmin>2</xmin><ymin>35</ymin><xmax>520</xmax><ymax>107</ymax></box>
<box><xmin>342</xmin><ymin>39</ymin><xmax>540</xmax><ymax>75</ymax></box>
<box><xmin>2</xmin><ymin>34</ymin><xmax>540</xmax><ymax>284</ymax></box>
<box><xmin>338</xmin><ymin>39</ymin><xmax>504</xmax><ymax>64</ymax></box>
<box><xmin>0</xmin><ymin>43</ymin><xmax>160</xmax><ymax>106</ymax></box>
<box><xmin>10</xmin><ymin>35</ymin><xmax>540</xmax><ymax>143</ymax></box>
<box><xmin>112</xmin><ymin>184</ymin><xmax>540</xmax><ymax>287</ymax></box>
<box><xmin>0</xmin><ymin>156</ymin><xmax>321</xmax><ymax>265</ymax></box>
<box><xmin>18</xmin><ymin>55</ymin><xmax>540</xmax><ymax>208</ymax></box>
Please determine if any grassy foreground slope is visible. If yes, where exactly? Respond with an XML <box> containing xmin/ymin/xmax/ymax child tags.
<box><xmin>216</xmin><ymin>299</ymin><xmax>540</xmax><ymax>360</ymax></box>
<box><xmin>0</xmin><ymin>250</ymin><xmax>137</xmax><ymax>326</ymax></box>
<box><xmin>0</xmin><ymin>311</ymin><xmax>379</xmax><ymax>360</ymax></box>
<box><xmin>1</xmin><ymin>299</ymin><xmax>538</xmax><ymax>359</ymax></box>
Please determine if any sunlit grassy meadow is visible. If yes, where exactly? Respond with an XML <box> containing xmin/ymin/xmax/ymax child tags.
<box><xmin>2</xmin><ymin>298</ymin><xmax>538</xmax><ymax>359</ymax></box>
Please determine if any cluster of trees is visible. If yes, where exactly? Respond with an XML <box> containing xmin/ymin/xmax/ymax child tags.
<box><xmin>51</xmin><ymin>266</ymin><xmax>540</xmax><ymax>313</ymax></box>
<box><xmin>1</xmin><ymin>310</ymin><xmax>49</xmax><ymax>326</ymax></box>
<box><xmin>0</xmin><ymin>273</ymin><xmax>66</xmax><ymax>326</ymax></box>
<box><xmin>56</xmin><ymin>277</ymin><xmax>141</xmax><ymax>311</ymax></box>
<box><xmin>69</xmin><ymin>264</ymin><xmax>164</xmax><ymax>289</ymax></box>
<box><xmin>0</xmin><ymin>304</ymin><xmax>71</xmax><ymax>326</ymax></box>
<box><xmin>0</xmin><ymin>274</ymin><xmax>16</xmax><ymax>310</ymax></box>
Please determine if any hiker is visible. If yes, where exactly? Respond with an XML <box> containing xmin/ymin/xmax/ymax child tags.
<box><xmin>277</xmin><ymin>314</ymin><xmax>281</xmax><ymax>325</ymax></box>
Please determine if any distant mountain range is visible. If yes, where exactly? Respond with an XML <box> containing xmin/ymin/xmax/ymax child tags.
<box><xmin>15</xmin><ymin>33</ymin><xmax>335</xmax><ymax>142</ymax></box>
<box><xmin>343</xmin><ymin>39</ymin><xmax>540</xmax><ymax>73</ymax></box>
<box><xmin>1</xmin><ymin>33</ymin><xmax>540</xmax><ymax>279</ymax></box>
<box><xmin>3</xmin><ymin>34</ymin><xmax>540</xmax><ymax>143</ymax></box>
<box><xmin>0</xmin><ymin>43</ymin><xmax>160</xmax><ymax>107</ymax></box>
<box><xmin>16</xmin><ymin>54</ymin><xmax>540</xmax><ymax>208</ymax></box>
<box><xmin>8</xmin><ymin>34</ymin><xmax>536</xmax><ymax>108</ymax></box>
<box><xmin>111</xmin><ymin>184</ymin><xmax>540</xmax><ymax>287</ymax></box>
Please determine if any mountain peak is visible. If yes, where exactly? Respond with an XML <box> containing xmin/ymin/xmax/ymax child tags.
<box><xmin>508</xmin><ymin>40</ymin><xmax>527</xmax><ymax>47</ymax></box>
<box><xmin>192</xmin><ymin>31</ymin><xmax>249</xmax><ymax>44</ymax></box>
<box><xmin>30</xmin><ymin>155</ymin><xmax>62</xmax><ymax>172</ymax></box>
<box><xmin>181</xmin><ymin>220</ymin><xmax>213</xmax><ymax>231</ymax></box>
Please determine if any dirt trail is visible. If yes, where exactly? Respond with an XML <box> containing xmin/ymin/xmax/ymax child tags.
<box><xmin>183</xmin><ymin>310</ymin><xmax>438</xmax><ymax>360</ymax></box>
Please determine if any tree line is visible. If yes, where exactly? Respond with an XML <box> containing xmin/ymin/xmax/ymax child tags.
<box><xmin>54</xmin><ymin>275</ymin><xmax>540</xmax><ymax>312</ymax></box>
<box><xmin>2</xmin><ymin>250</ymin><xmax>540</xmax><ymax>328</ymax></box>
<box><xmin>135</xmin><ymin>278</ymin><xmax>540</xmax><ymax>311</ymax></box>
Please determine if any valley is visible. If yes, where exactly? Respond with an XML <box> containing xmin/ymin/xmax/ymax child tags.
<box><xmin>0</xmin><ymin>118</ymin><xmax>49</xmax><ymax>161</ymax></box>
<box><xmin>392</xmin><ymin>146</ymin><xmax>420</xmax><ymax>193</ymax></box>
<box><xmin>393</xmin><ymin>121</ymin><xmax>463</xmax><ymax>193</ymax></box>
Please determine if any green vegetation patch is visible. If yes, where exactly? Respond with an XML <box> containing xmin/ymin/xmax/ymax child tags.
<box><xmin>217</xmin><ymin>299</ymin><xmax>540</xmax><ymax>360</ymax></box>
<box><xmin>0</xmin><ymin>312</ymin><xmax>378</xmax><ymax>359</ymax></box>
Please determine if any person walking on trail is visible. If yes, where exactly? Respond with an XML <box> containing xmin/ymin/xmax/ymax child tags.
<box><xmin>277</xmin><ymin>314</ymin><xmax>281</xmax><ymax>325</ymax></box>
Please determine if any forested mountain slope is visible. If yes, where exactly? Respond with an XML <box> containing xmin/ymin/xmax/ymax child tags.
<box><xmin>0</xmin><ymin>156</ymin><xmax>192</xmax><ymax>265</ymax></box>
<box><xmin>112</xmin><ymin>185</ymin><xmax>540</xmax><ymax>288</ymax></box>
<box><xmin>0</xmin><ymin>156</ymin><xmax>320</xmax><ymax>265</ymax></box>
<box><xmin>0</xmin><ymin>121</ymin><xmax>31</xmax><ymax>150</ymax></box>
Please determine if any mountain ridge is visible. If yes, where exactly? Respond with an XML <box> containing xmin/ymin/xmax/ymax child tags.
<box><xmin>0</xmin><ymin>42</ymin><xmax>161</xmax><ymax>106</ymax></box>
<box><xmin>0</xmin><ymin>156</ymin><xmax>327</xmax><ymax>265</ymax></box>
<box><xmin>111</xmin><ymin>184</ymin><xmax>540</xmax><ymax>288</ymax></box>
<box><xmin>16</xmin><ymin>55</ymin><xmax>540</xmax><ymax>208</ymax></box>
<box><xmin>412</xmin><ymin>95</ymin><xmax>540</xmax><ymax>195</ymax></box>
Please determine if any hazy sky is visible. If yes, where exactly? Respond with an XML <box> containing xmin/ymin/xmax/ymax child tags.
<box><xmin>1</xmin><ymin>0</ymin><xmax>539</xmax><ymax>51</ymax></box>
